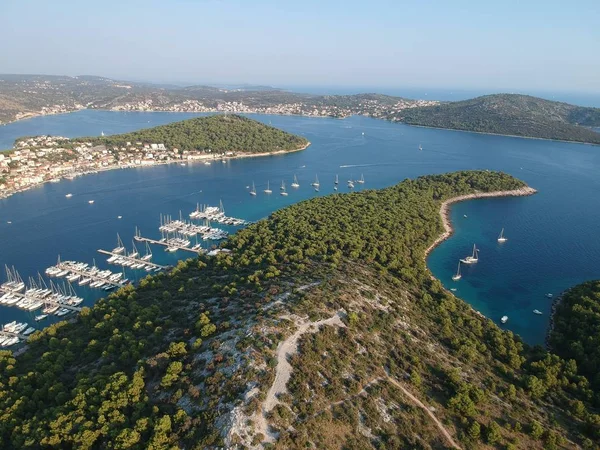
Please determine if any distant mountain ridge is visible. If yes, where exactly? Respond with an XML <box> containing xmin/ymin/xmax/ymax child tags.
<box><xmin>393</xmin><ymin>94</ymin><xmax>600</xmax><ymax>144</ymax></box>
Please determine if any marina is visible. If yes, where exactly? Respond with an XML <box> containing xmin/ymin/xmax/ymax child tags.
<box><xmin>45</xmin><ymin>258</ymin><xmax>127</xmax><ymax>290</ymax></box>
<box><xmin>134</xmin><ymin>228</ymin><xmax>205</xmax><ymax>255</ymax></box>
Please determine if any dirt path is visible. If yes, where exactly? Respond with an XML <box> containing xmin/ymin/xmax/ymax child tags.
<box><xmin>255</xmin><ymin>312</ymin><xmax>346</xmax><ymax>443</ymax></box>
<box><xmin>385</xmin><ymin>376</ymin><xmax>461</xmax><ymax>450</ymax></box>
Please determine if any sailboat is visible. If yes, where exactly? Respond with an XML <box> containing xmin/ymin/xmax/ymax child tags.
<box><xmin>357</xmin><ymin>174</ymin><xmax>365</xmax><ymax>184</ymax></box>
<box><xmin>311</xmin><ymin>175</ymin><xmax>320</xmax><ymax>188</ymax></box>
<box><xmin>460</xmin><ymin>244</ymin><xmax>479</xmax><ymax>264</ymax></box>
<box><xmin>264</xmin><ymin>181</ymin><xmax>272</xmax><ymax>194</ymax></box>
<box><xmin>497</xmin><ymin>228</ymin><xmax>507</xmax><ymax>243</ymax></box>
<box><xmin>419</xmin><ymin>144</ymin><xmax>423</xmax><ymax>151</ymax></box>
<box><xmin>113</xmin><ymin>234</ymin><xmax>126</xmax><ymax>254</ymax></box>
<box><xmin>101</xmin><ymin>131</ymin><xmax>105</xmax><ymax>137</ymax></box>
<box><xmin>280</xmin><ymin>181</ymin><xmax>288</xmax><ymax>196</ymax></box>
<box><xmin>452</xmin><ymin>262</ymin><xmax>462</xmax><ymax>281</ymax></box>
<box><xmin>291</xmin><ymin>175</ymin><xmax>300</xmax><ymax>188</ymax></box>
<box><xmin>334</xmin><ymin>174</ymin><xmax>339</xmax><ymax>185</ymax></box>
<box><xmin>249</xmin><ymin>182</ymin><xmax>257</xmax><ymax>196</ymax></box>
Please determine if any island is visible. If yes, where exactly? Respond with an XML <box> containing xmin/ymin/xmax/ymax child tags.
<box><xmin>1</xmin><ymin>171</ymin><xmax>598</xmax><ymax>449</ymax></box>
<box><xmin>0</xmin><ymin>114</ymin><xmax>309</xmax><ymax>199</ymax></box>
<box><xmin>391</xmin><ymin>94</ymin><xmax>600</xmax><ymax>144</ymax></box>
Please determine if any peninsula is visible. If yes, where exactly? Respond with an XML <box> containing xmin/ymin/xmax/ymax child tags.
<box><xmin>1</xmin><ymin>171</ymin><xmax>598</xmax><ymax>449</ymax></box>
<box><xmin>0</xmin><ymin>114</ymin><xmax>309</xmax><ymax>199</ymax></box>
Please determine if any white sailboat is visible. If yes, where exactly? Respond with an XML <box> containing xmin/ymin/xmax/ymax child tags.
<box><xmin>497</xmin><ymin>228</ymin><xmax>507</xmax><ymax>243</ymax></box>
<box><xmin>280</xmin><ymin>181</ymin><xmax>288</xmax><ymax>196</ymax></box>
<box><xmin>280</xmin><ymin>180</ymin><xmax>286</xmax><ymax>190</ymax></box>
<box><xmin>452</xmin><ymin>261</ymin><xmax>462</xmax><ymax>281</ymax></box>
<box><xmin>264</xmin><ymin>181</ymin><xmax>272</xmax><ymax>194</ymax></box>
<box><xmin>249</xmin><ymin>182</ymin><xmax>257</xmax><ymax>196</ymax></box>
<box><xmin>311</xmin><ymin>175</ymin><xmax>320</xmax><ymax>188</ymax></box>
<box><xmin>419</xmin><ymin>144</ymin><xmax>423</xmax><ymax>151</ymax></box>
<box><xmin>357</xmin><ymin>174</ymin><xmax>365</xmax><ymax>184</ymax></box>
<box><xmin>460</xmin><ymin>244</ymin><xmax>479</xmax><ymax>264</ymax></box>
<box><xmin>334</xmin><ymin>174</ymin><xmax>339</xmax><ymax>185</ymax></box>
<box><xmin>501</xmin><ymin>316</ymin><xmax>508</xmax><ymax>324</ymax></box>
<box><xmin>291</xmin><ymin>175</ymin><xmax>300</xmax><ymax>188</ymax></box>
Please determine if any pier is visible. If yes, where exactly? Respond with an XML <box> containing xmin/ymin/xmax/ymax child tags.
<box><xmin>134</xmin><ymin>234</ymin><xmax>204</xmax><ymax>255</ymax></box>
<box><xmin>0</xmin><ymin>287</ymin><xmax>82</xmax><ymax>313</ymax></box>
<box><xmin>97</xmin><ymin>249</ymin><xmax>169</xmax><ymax>270</ymax></box>
<box><xmin>52</xmin><ymin>261</ymin><xmax>126</xmax><ymax>289</ymax></box>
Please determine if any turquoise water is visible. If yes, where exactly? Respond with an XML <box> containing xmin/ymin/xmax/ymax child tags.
<box><xmin>1</xmin><ymin>110</ymin><xmax>600</xmax><ymax>344</ymax></box>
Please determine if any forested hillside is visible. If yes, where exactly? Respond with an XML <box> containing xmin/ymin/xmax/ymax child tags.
<box><xmin>549</xmin><ymin>281</ymin><xmax>600</xmax><ymax>393</ymax></box>
<box><xmin>1</xmin><ymin>171</ymin><xmax>598</xmax><ymax>449</ymax></box>
<box><xmin>86</xmin><ymin>114</ymin><xmax>309</xmax><ymax>153</ymax></box>
<box><xmin>393</xmin><ymin>94</ymin><xmax>600</xmax><ymax>144</ymax></box>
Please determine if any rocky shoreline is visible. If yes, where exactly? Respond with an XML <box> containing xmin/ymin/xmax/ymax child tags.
<box><xmin>545</xmin><ymin>288</ymin><xmax>570</xmax><ymax>350</ymax></box>
<box><xmin>424</xmin><ymin>186</ymin><xmax>538</xmax><ymax>259</ymax></box>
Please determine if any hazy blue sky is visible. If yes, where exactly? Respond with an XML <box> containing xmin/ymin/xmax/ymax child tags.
<box><xmin>1</xmin><ymin>0</ymin><xmax>598</xmax><ymax>92</ymax></box>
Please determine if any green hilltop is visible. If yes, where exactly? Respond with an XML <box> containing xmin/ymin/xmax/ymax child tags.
<box><xmin>87</xmin><ymin>114</ymin><xmax>309</xmax><ymax>153</ymax></box>
<box><xmin>393</xmin><ymin>94</ymin><xmax>600</xmax><ymax>144</ymax></box>
<box><xmin>1</xmin><ymin>171</ymin><xmax>599</xmax><ymax>449</ymax></box>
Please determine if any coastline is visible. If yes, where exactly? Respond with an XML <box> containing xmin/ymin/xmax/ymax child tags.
<box><xmin>0</xmin><ymin>142</ymin><xmax>310</xmax><ymax>201</ymax></box>
<box><xmin>424</xmin><ymin>186</ymin><xmax>538</xmax><ymax>260</ymax></box>
<box><xmin>423</xmin><ymin>187</ymin><xmax>538</xmax><ymax>323</ymax></box>
<box><xmin>545</xmin><ymin>288</ymin><xmax>570</xmax><ymax>350</ymax></box>
<box><xmin>3</xmin><ymin>108</ymin><xmax>599</xmax><ymax>147</ymax></box>
<box><xmin>404</xmin><ymin>123</ymin><xmax>600</xmax><ymax>146</ymax></box>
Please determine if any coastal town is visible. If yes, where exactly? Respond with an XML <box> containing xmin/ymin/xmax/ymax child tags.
<box><xmin>0</xmin><ymin>135</ymin><xmax>228</xmax><ymax>199</ymax></box>
<box><xmin>108</xmin><ymin>97</ymin><xmax>439</xmax><ymax>119</ymax></box>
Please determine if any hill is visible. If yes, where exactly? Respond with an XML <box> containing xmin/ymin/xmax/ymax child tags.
<box><xmin>392</xmin><ymin>94</ymin><xmax>600</xmax><ymax>144</ymax></box>
<box><xmin>549</xmin><ymin>280</ymin><xmax>600</xmax><ymax>393</ymax></box>
<box><xmin>1</xmin><ymin>171</ymin><xmax>599</xmax><ymax>449</ymax></box>
<box><xmin>87</xmin><ymin>114</ymin><xmax>309</xmax><ymax>153</ymax></box>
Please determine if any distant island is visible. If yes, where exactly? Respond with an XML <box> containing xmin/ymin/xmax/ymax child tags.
<box><xmin>2</xmin><ymin>171</ymin><xmax>599</xmax><ymax>448</ymax></box>
<box><xmin>1</xmin><ymin>75</ymin><xmax>600</xmax><ymax>146</ymax></box>
<box><xmin>0</xmin><ymin>115</ymin><xmax>309</xmax><ymax>199</ymax></box>
<box><xmin>391</xmin><ymin>94</ymin><xmax>600</xmax><ymax>144</ymax></box>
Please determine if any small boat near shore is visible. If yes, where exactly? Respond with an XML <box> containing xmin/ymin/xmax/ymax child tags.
<box><xmin>291</xmin><ymin>175</ymin><xmax>300</xmax><ymax>188</ymax></box>
<box><xmin>264</xmin><ymin>181</ymin><xmax>272</xmax><ymax>194</ymax></box>
<box><xmin>545</xmin><ymin>293</ymin><xmax>553</xmax><ymax>298</ymax></box>
<box><xmin>533</xmin><ymin>309</ymin><xmax>543</xmax><ymax>315</ymax></box>
<box><xmin>501</xmin><ymin>315</ymin><xmax>508</xmax><ymax>324</ymax></box>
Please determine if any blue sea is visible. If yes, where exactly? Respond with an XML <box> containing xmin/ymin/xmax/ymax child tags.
<box><xmin>1</xmin><ymin>110</ymin><xmax>600</xmax><ymax>345</ymax></box>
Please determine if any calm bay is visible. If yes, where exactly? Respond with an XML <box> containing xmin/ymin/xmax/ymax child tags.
<box><xmin>1</xmin><ymin>110</ymin><xmax>600</xmax><ymax>345</ymax></box>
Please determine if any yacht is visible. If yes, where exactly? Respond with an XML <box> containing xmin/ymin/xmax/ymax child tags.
<box><xmin>113</xmin><ymin>234</ymin><xmax>126</xmax><ymax>254</ymax></box>
<box><xmin>347</xmin><ymin>180</ymin><xmax>355</xmax><ymax>189</ymax></box>
<box><xmin>249</xmin><ymin>182</ymin><xmax>257</xmax><ymax>196</ymax></box>
<box><xmin>264</xmin><ymin>181</ymin><xmax>272</xmax><ymax>194</ymax></box>
<box><xmin>334</xmin><ymin>174</ymin><xmax>339</xmax><ymax>185</ymax></box>
<box><xmin>280</xmin><ymin>181</ymin><xmax>288</xmax><ymax>196</ymax></box>
<box><xmin>291</xmin><ymin>175</ymin><xmax>300</xmax><ymax>188</ymax></box>
<box><xmin>65</xmin><ymin>193</ymin><xmax>73</xmax><ymax>198</ymax></box>
<box><xmin>497</xmin><ymin>228</ymin><xmax>507</xmax><ymax>243</ymax></box>
<box><xmin>545</xmin><ymin>293</ymin><xmax>553</xmax><ymax>298</ymax></box>
<box><xmin>500</xmin><ymin>316</ymin><xmax>508</xmax><ymax>324</ymax></box>
<box><xmin>88</xmin><ymin>200</ymin><xmax>94</xmax><ymax>204</ymax></box>
<box><xmin>35</xmin><ymin>314</ymin><xmax>48</xmax><ymax>322</ymax></box>
<box><xmin>312</xmin><ymin>175</ymin><xmax>320</xmax><ymax>188</ymax></box>
<box><xmin>533</xmin><ymin>309</ymin><xmax>543</xmax><ymax>315</ymax></box>
<box><xmin>357</xmin><ymin>174</ymin><xmax>365</xmax><ymax>184</ymax></box>
<box><xmin>452</xmin><ymin>261</ymin><xmax>462</xmax><ymax>281</ymax></box>
<box><xmin>419</xmin><ymin>144</ymin><xmax>423</xmax><ymax>151</ymax></box>
<box><xmin>460</xmin><ymin>244</ymin><xmax>479</xmax><ymax>264</ymax></box>
<box><xmin>204</xmin><ymin>161</ymin><xmax>211</xmax><ymax>166</ymax></box>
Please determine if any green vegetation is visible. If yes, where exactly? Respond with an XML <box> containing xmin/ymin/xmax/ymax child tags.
<box><xmin>549</xmin><ymin>280</ymin><xmax>600</xmax><ymax>398</ymax></box>
<box><xmin>1</xmin><ymin>171</ymin><xmax>599</xmax><ymax>449</ymax></box>
<box><xmin>86</xmin><ymin>114</ymin><xmax>308</xmax><ymax>153</ymax></box>
<box><xmin>393</xmin><ymin>94</ymin><xmax>600</xmax><ymax>144</ymax></box>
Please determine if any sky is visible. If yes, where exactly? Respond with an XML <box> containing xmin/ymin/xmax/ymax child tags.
<box><xmin>0</xmin><ymin>0</ymin><xmax>599</xmax><ymax>94</ymax></box>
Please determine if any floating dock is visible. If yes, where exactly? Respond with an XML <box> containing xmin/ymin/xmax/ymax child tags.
<box><xmin>134</xmin><ymin>234</ymin><xmax>204</xmax><ymax>255</ymax></box>
<box><xmin>97</xmin><ymin>249</ymin><xmax>169</xmax><ymax>271</ymax></box>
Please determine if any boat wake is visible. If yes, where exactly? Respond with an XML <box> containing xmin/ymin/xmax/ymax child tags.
<box><xmin>339</xmin><ymin>163</ymin><xmax>381</xmax><ymax>168</ymax></box>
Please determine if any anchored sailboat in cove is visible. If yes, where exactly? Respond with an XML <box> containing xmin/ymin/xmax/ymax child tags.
<box><xmin>452</xmin><ymin>261</ymin><xmax>462</xmax><ymax>281</ymax></box>
<box><xmin>460</xmin><ymin>244</ymin><xmax>479</xmax><ymax>264</ymax></box>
